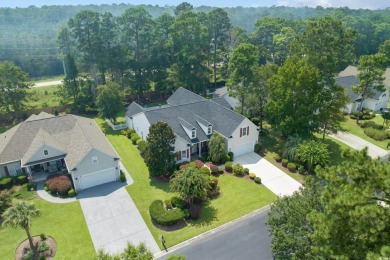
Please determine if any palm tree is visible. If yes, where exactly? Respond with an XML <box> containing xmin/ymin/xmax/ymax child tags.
<box><xmin>2</xmin><ymin>201</ymin><xmax>40</xmax><ymax>251</ymax></box>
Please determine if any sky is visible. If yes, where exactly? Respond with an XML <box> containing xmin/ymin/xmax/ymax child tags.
<box><xmin>0</xmin><ymin>0</ymin><xmax>388</xmax><ymax>9</ymax></box>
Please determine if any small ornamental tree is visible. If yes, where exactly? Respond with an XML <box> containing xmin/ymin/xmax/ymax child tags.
<box><xmin>208</xmin><ymin>132</ymin><xmax>227</xmax><ymax>163</ymax></box>
<box><xmin>2</xmin><ymin>201</ymin><xmax>40</xmax><ymax>252</ymax></box>
<box><xmin>170</xmin><ymin>167</ymin><xmax>211</xmax><ymax>207</ymax></box>
<box><xmin>145</xmin><ymin>122</ymin><xmax>176</xmax><ymax>177</ymax></box>
<box><xmin>296</xmin><ymin>140</ymin><xmax>330</xmax><ymax>173</ymax></box>
<box><xmin>96</xmin><ymin>82</ymin><xmax>123</xmax><ymax>123</ymax></box>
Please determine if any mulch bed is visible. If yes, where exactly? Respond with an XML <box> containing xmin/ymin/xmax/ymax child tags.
<box><xmin>15</xmin><ymin>236</ymin><xmax>56</xmax><ymax>260</ymax></box>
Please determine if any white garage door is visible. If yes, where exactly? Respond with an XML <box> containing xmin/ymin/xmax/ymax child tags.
<box><xmin>80</xmin><ymin>168</ymin><xmax>116</xmax><ymax>190</ymax></box>
<box><xmin>231</xmin><ymin>141</ymin><xmax>255</xmax><ymax>157</ymax></box>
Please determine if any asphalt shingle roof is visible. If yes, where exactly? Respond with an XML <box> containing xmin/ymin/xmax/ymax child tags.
<box><xmin>126</xmin><ymin>102</ymin><xmax>144</xmax><ymax>117</ymax></box>
<box><xmin>167</xmin><ymin>87</ymin><xmax>206</xmax><ymax>105</ymax></box>
<box><xmin>335</xmin><ymin>75</ymin><xmax>383</xmax><ymax>102</ymax></box>
<box><xmin>0</xmin><ymin>112</ymin><xmax>119</xmax><ymax>170</ymax></box>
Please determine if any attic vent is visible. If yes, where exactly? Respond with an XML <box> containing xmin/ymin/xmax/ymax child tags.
<box><xmin>44</xmin><ymin>150</ymin><xmax>48</xmax><ymax>156</ymax></box>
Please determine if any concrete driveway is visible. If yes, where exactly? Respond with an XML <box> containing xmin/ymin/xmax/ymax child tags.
<box><xmin>330</xmin><ymin>131</ymin><xmax>389</xmax><ymax>161</ymax></box>
<box><xmin>78</xmin><ymin>182</ymin><xmax>159</xmax><ymax>255</ymax></box>
<box><xmin>234</xmin><ymin>152</ymin><xmax>301</xmax><ymax>197</ymax></box>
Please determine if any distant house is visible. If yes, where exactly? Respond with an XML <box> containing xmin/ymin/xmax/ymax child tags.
<box><xmin>126</xmin><ymin>88</ymin><xmax>258</xmax><ymax>163</ymax></box>
<box><xmin>337</xmin><ymin>65</ymin><xmax>390</xmax><ymax>114</ymax></box>
<box><xmin>0</xmin><ymin>112</ymin><xmax>121</xmax><ymax>191</ymax></box>
<box><xmin>214</xmin><ymin>86</ymin><xmax>238</xmax><ymax>110</ymax></box>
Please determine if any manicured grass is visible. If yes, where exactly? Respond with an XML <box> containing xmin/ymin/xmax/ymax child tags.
<box><xmin>95</xmin><ymin>118</ymin><xmax>276</xmax><ymax>249</ymax></box>
<box><xmin>314</xmin><ymin>134</ymin><xmax>355</xmax><ymax>167</ymax></box>
<box><xmin>0</xmin><ymin>199</ymin><xmax>95</xmax><ymax>259</ymax></box>
<box><xmin>341</xmin><ymin>117</ymin><xmax>389</xmax><ymax>149</ymax></box>
<box><xmin>25</xmin><ymin>85</ymin><xmax>62</xmax><ymax>109</ymax></box>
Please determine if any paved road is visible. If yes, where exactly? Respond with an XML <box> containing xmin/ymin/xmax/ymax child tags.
<box><xmin>78</xmin><ymin>182</ymin><xmax>159</xmax><ymax>255</ymax></box>
<box><xmin>330</xmin><ymin>131</ymin><xmax>388</xmax><ymax>161</ymax></box>
<box><xmin>156</xmin><ymin>208</ymin><xmax>273</xmax><ymax>260</ymax></box>
<box><xmin>235</xmin><ymin>152</ymin><xmax>302</xmax><ymax>197</ymax></box>
<box><xmin>33</xmin><ymin>80</ymin><xmax>62</xmax><ymax>87</ymax></box>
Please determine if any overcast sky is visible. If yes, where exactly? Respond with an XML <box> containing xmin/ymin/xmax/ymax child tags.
<box><xmin>0</xmin><ymin>0</ymin><xmax>388</xmax><ymax>9</ymax></box>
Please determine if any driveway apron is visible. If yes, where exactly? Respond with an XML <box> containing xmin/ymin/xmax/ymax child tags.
<box><xmin>234</xmin><ymin>152</ymin><xmax>301</xmax><ymax>197</ymax></box>
<box><xmin>78</xmin><ymin>182</ymin><xmax>159</xmax><ymax>255</ymax></box>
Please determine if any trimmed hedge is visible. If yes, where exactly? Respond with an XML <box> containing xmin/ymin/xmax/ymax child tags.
<box><xmin>179</xmin><ymin>162</ymin><xmax>190</xmax><ymax>170</ymax></box>
<box><xmin>194</xmin><ymin>160</ymin><xmax>204</xmax><ymax>169</ymax></box>
<box><xmin>45</xmin><ymin>174</ymin><xmax>72</xmax><ymax>196</ymax></box>
<box><xmin>218</xmin><ymin>167</ymin><xmax>224</xmax><ymax>174</ymax></box>
<box><xmin>199</xmin><ymin>167</ymin><xmax>210</xmax><ymax>175</ymax></box>
<box><xmin>0</xmin><ymin>177</ymin><xmax>13</xmax><ymax>190</ymax></box>
<box><xmin>254</xmin><ymin>177</ymin><xmax>262</xmax><ymax>184</ymax></box>
<box><xmin>130</xmin><ymin>133</ymin><xmax>141</xmax><ymax>144</ymax></box>
<box><xmin>68</xmin><ymin>189</ymin><xmax>76</xmax><ymax>197</ymax></box>
<box><xmin>224</xmin><ymin>161</ymin><xmax>233</xmax><ymax>172</ymax></box>
<box><xmin>360</xmin><ymin>121</ymin><xmax>384</xmax><ymax>130</ymax></box>
<box><xmin>254</xmin><ymin>143</ymin><xmax>261</xmax><ymax>153</ymax></box>
<box><xmin>149</xmin><ymin>200</ymin><xmax>185</xmax><ymax>226</ymax></box>
<box><xmin>364</xmin><ymin>127</ymin><xmax>388</xmax><ymax>141</ymax></box>
<box><xmin>243</xmin><ymin>168</ymin><xmax>249</xmax><ymax>175</ymax></box>
<box><xmin>287</xmin><ymin>162</ymin><xmax>296</xmax><ymax>172</ymax></box>
<box><xmin>15</xmin><ymin>175</ymin><xmax>28</xmax><ymax>185</ymax></box>
<box><xmin>171</xmin><ymin>196</ymin><xmax>187</xmax><ymax>210</ymax></box>
<box><xmin>281</xmin><ymin>159</ymin><xmax>289</xmax><ymax>167</ymax></box>
<box><xmin>126</xmin><ymin>129</ymin><xmax>136</xmax><ymax>138</ymax></box>
<box><xmin>249</xmin><ymin>173</ymin><xmax>256</xmax><ymax>180</ymax></box>
<box><xmin>274</xmin><ymin>154</ymin><xmax>282</xmax><ymax>162</ymax></box>
<box><xmin>233</xmin><ymin>163</ymin><xmax>244</xmax><ymax>176</ymax></box>
<box><xmin>209</xmin><ymin>164</ymin><xmax>218</xmax><ymax>174</ymax></box>
<box><xmin>120</xmin><ymin>170</ymin><xmax>126</xmax><ymax>182</ymax></box>
<box><xmin>136</xmin><ymin>140</ymin><xmax>147</xmax><ymax>153</ymax></box>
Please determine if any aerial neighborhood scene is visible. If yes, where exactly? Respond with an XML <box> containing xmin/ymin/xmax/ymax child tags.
<box><xmin>1</xmin><ymin>0</ymin><xmax>390</xmax><ymax>259</ymax></box>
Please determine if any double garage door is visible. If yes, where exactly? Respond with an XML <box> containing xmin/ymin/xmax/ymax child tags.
<box><xmin>231</xmin><ymin>141</ymin><xmax>256</xmax><ymax>157</ymax></box>
<box><xmin>79</xmin><ymin>168</ymin><xmax>116</xmax><ymax>190</ymax></box>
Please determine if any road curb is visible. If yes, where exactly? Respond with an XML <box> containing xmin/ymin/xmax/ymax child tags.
<box><xmin>154</xmin><ymin>204</ymin><xmax>271</xmax><ymax>259</ymax></box>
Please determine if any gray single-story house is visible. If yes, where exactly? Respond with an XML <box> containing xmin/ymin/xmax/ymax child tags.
<box><xmin>0</xmin><ymin>112</ymin><xmax>121</xmax><ymax>191</ymax></box>
<box><xmin>126</xmin><ymin>87</ymin><xmax>258</xmax><ymax>163</ymax></box>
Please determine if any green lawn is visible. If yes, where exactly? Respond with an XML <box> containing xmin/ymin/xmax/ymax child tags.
<box><xmin>95</xmin><ymin>118</ymin><xmax>276</xmax><ymax>249</ymax></box>
<box><xmin>28</xmin><ymin>75</ymin><xmax>64</xmax><ymax>84</ymax></box>
<box><xmin>0</xmin><ymin>199</ymin><xmax>95</xmax><ymax>259</ymax></box>
<box><xmin>25</xmin><ymin>85</ymin><xmax>62</xmax><ymax>109</ymax></box>
<box><xmin>314</xmin><ymin>134</ymin><xmax>355</xmax><ymax>167</ymax></box>
<box><xmin>341</xmin><ymin>117</ymin><xmax>389</xmax><ymax>149</ymax></box>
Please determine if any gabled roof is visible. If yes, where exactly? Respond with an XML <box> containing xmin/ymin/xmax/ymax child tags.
<box><xmin>0</xmin><ymin>113</ymin><xmax>119</xmax><ymax>170</ymax></box>
<box><xmin>211</xmin><ymin>97</ymin><xmax>233</xmax><ymax>110</ymax></box>
<box><xmin>166</xmin><ymin>87</ymin><xmax>206</xmax><ymax>106</ymax></box>
<box><xmin>339</xmin><ymin>65</ymin><xmax>390</xmax><ymax>87</ymax></box>
<box><xmin>126</xmin><ymin>102</ymin><xmax>144</xmax><ymax>118</ymax></box>
<box><xmin>336</xmin><ymin>75</ymin><xmax>384</xmax><ymax>102</ymax></box>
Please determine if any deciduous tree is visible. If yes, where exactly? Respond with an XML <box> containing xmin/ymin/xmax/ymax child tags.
<box><xmin>208</xmin><ymin>132</ymin><xmax>227</xmax><ymax>163</ymax></box>
<box><xmin>96</xmin><ymin>82</ymin><xmax>123</xmax><ymax>123</ymax></box>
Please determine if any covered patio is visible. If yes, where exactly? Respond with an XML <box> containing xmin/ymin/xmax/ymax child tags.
<box><xmin>23</xmin><ymin>156</ymin><xmax>68</xmax><ymax>182</ymax></box>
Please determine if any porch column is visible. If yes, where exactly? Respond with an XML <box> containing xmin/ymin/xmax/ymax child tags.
<box><xmin>199</xmin><ymin>142</ymin><xmax>202</xmax><ymax>156</ymax></box>
<box><xmin>26</xmin><ymin>166</ymin><xmax>32</xmax><ymax>179</ymax></box>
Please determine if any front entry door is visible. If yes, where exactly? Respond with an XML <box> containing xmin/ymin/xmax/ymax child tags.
<box><xmin>4</xmin><ymin>166</ymin><xmax>9</xmax><ymax>176</ymax></box>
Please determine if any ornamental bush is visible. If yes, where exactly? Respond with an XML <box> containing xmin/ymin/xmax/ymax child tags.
<box><xmin>179</xmin><ymin>162</ymin><xmax>189</xmax><ymax>170</ymax></box>
<box><xmin>233</xmin><ymin>163</ymin><xmax>244</xmax><ymax>176</ymax></box>
<box><xmin>287</xmin><ymin>162</ymin><xmax>297</xmax><ymax>172</ymax></box>
<box><xmin>194</xmin><ymin>160</ymin><xmax>204</xmax><ymax>169</ymax></box>
<box><xmin>126</xmin><ymin>128</ymin><xmax>136</xmax><ymax>138</ymax></box>
<box><xmin>254</xmin><ymin>143</ymin><xmax>261</xmax><ymax>153</ymax></box>
<box><xmin>14</xmin><ymin>175</ymin><xmax>28</xmax><ymax>185</ymax></box>
<box><xmin>171</xmin><ymin>196</ymin><xmax>187</xmax><ymax>209</ymax></box>
<box><xmin>364</xmin><ymin>127</ymin><xmax>388</xmax><ymax>141</ymax></box>
<box><xmin>0</xmin><ymin>177</ymin><xmax>13</xmax><ymax>190</ymax></box>
<box><xmin>120</xmin><ymin>170</ymin><xmax>126</xmax><ymax>182</ymax></box>
<box><xmin>45</xmin><ymin>174</ymin><xmax>72</xmax><ymax>196</ymax></box>
<box><xmin>189</xmin><ymin>161</ymin><xmax>196</xmax><ymax>168</ymax></box>
<box><xmin>137</xmin><ymin>140</ymin><xmax>147</xmax><ymax>153</ymax></box>
<box><xmin>254</xmin><ymin>177</ymin><xmax>262</xmax><ymax>184</ymax></box>
<box><xmin>274</xmin><ymin>154</ymin><xmax>282</xmax><ymax>162</ymax></box>
<box><xmin>298</xmin><ymin>165</ymin><xmax>305</xmax><ymax>174</ymax></box>
<box><xmin>209</xmin><ymin>164</ymin><xmax>218</xmax><ymax>174</ymax></box>
<box><xmin>243</xmin><ymin>168</ymin><xmax>250</xmax><ymax>175</ymax></box>
<box><xmin>131</xmin><ymin>133</ymin><xmax>141</xmax><ymax>144</ymax></box>
<box><xmin>68</xmin><ymin>189</ymin><xmax>76</xmax><ymax>197</ymax></box>
<box><xmin>228</xmin><ymin>151</ymin><xmax>234</xmax><ymax>161</ymax></box>
<box><xmin>149</xmin><ymin>200</ymin><xmax>185</xmax><ymax>226</ymax></box>
<box><xmin>249</xmin><ymin>173</ymin><xmax>256</xmax><ymax>179</ymax></box>
<box><xmin>26</xmin><ymin>182</ymin><xmax>36</xmax><ymax>191</ymax></box>
<box><xmin>224</xmin><ymin>161</ymin><xmax>233</xmax><ymax>172</ymax></box>
<box><xmin>281</xmin><ymin>159</ymin><xmax>289</xmax><ymax>167</ymax></box>
<box><xmin>199</xmin><ymin>166</ymin><xmax>210</xmax><ymax>175</ymax></box>
<box><xmin>218</xmin><ymin>167</ymin><xmax>224</xmax><ymax>174</ymax></box>
<box><xmin>360</xmin><ymin>121</ymin><xmax>384</xmax><ymax>130</ymax></box>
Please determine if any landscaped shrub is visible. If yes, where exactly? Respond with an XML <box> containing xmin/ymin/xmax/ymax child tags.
<box><xmin>298</xmin><ymin>165</ymin><xmax>305</xmax><ymax>174</ymax></box>
<box><xmin>182</xmin><ymin>209</ymin><xmax>190</xmax><ymax>219</ymax></box>
<box><xmin>360</xmin><ymin>121</ymin><xmax>384</xmax><ymax>130</ymax></box>
<box><xmin>126</xmin><ymin>129</ymin><xmax>136</xmax><ymax>138</ymax></box>
<box><xmin>281</xmin><ymin>159</ymin><xmax>289</xmax><ymax>167</ymax></box>
<box><xmin>164</xmin><ymin>199</ymin><xmax>172</xmax><ymax>209</ymax></box>
<box><xmin>364</xmin><ymin>127</ymin><xmax>388</xmax><ymax>141</ymax></box>
<box><xmin>68</xmin><ymin>189</ymin><xmax>76</xmax><ymax>197</ymax></box>
<box><xmin>233</xmin><ymin>163</ymin><xmax>244</xmax><ymax>176</ymax></box>
<box><xmin>194</xmin><ymin>160</ymin><xmax>204</xmax><ymax>169</ymax></box>
<box><xmin>137</xmin><ymin>140</ymin><xmax>147</xmax><ymax>153</ymax></box>
<box><xmin>228</xmin><ymin>151</ymin><xmax>234</xmax><ymax>161</ymax></box>
<box><xmin>207</xmin><ymin>176</ymin><xmax>220</xmax><ymax>198</ymax></box>
<box><xmin>243</xmin><ymin>168</ymin><xmax>250</xmax><ymax>175</ymax></box>
<box><xmin>254</xmin><ymin>177</ymin><xmax>262</xmax><ymax>184</ymax></box>
<box><xmin>120</xmin><ymin>170</ymin><xmax>126</xmax><ymax>182</ymax></box>
<box><xmin>189</xmin><ymin>204</ymin><xmax>201</xmax><ymax>219</ymax></box>
<box><xmin>26</xmin><ymin>182</ymin><xmax>36</xmax><ymax>191</ymax></box>
<box><xmin>0</xmin><ymin>177</ymin><xmax>13</xmax><ymax>190</ymax></box>
<box><xmin>251</xmin><ymin>117</ymin><xmax>260</xmax><ymax>126</ymax></box>
<box><xmin>209</xmin><ymin>164</ymin><xmax>218</xmax><ymax>174</ymax></box>
<box><xmin>171</xmin><ymin>196</ymin><xmax>187</xmax><ymax>210</ymax></box>
<box><xmin>179</xmin><ymin>162</ymin><xmax>190</xmax><ymax>170</ymax></box>
<box><xmin>40</xmin><ymin>233</ymin><xmax>47</xmax><ymax>240</ymax></box>
<box><xmin>149</xmin><ymin>200</ymin><xmax>185</xmax><ymax>226</ymax></box>
<box><xmin>287</xmin><ymin>162</ymin><xmax>297</xmax><ymax>172</ymax></box>
<box><xmin>249</xmin><ymin>173</ymin><xmax>256</xmax><ymax>180</ymax></box>
<box><xmin>224</xmin><ymin>161</ymin><xmax>233</xmax><ymax>172</ymax></box>
<box><xmin>199</xmin><ymin>167</ymin><xmax>210</xmax><ymax>175</ymax></box>
<box><xmin>274</xmin><ymin>154</ymin><xmax>282</xmax><ymax>162</ymax></box>
<box><xmin>254</xmin><ymin>143</ymin><xmax>261</xmax><ymax>153</ymax></box>
<box><xmin>218</xmin><ymin>167</ymin><xmax>224</xmax><ymax>174</ymax></box>
<box><xmin>14</xmin><ymin>175</ymin><xmax>28</xmax><ymax>185</ymax></box>
<box><xmin>130</xmin><ymin>133</ymin><xmax>141</xmax><ymax>144</ymax></box>
<box><xmin>188</xmin><ymin>162</ymin><xmax>196</xmax><ymax>168</ymax></box>
<box><xmin>45</xmin><ymin>175</ymin><xmax>72</xmax><ymax>196</ymax></box>
<box><xmin>350</xmin><ymin>114</ymin><xmax>356</xmax><ymax>119</ymax></box>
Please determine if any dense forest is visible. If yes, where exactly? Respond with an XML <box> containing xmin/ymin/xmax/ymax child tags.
<box><xmin>0</xmin><ymin>4</ymin><xmax>389</xmax><ymax>78</ymax></box>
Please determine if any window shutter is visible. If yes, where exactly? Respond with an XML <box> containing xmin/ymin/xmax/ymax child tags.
<box><xmin>240</xmin><ymin>128</ymin><xmax>242</xmax><ymax>137</ymax></box>
<box><xmin>187</xmin><ymin>149</ymin><xmax>189</xmax><ymax>158</ymax></box>
<box><xmin>247</xmin><ymin>126</ymin><xmax>249</xmax><ymax>135</ymax></box>
<box><xmin>177</xmin><ymin>152</ymin><xmax>181</xmax><ymax>161</ymax></box>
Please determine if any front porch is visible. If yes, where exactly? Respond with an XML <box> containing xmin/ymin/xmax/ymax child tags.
<box><xmin>24</xmin><ymin>157</ymin><xmax>68</xmax><ymax>182</ymax></box>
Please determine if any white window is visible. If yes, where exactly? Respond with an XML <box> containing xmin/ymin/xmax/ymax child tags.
<box><xmin>92</xmin><ymin>156</ymin><xmax>98</xmax><ymax>163</ymax></box>
<box><xmin>242</xmin><ymin>127</ymin><xmax>247</xmax><ymax>136</ymax></box>
<box><xmin>208</xmin><ymin>126</ymin><xmax>212</xmax><ymax>135</ymax></box>
<box><xmin>192</xmin><ymin>130</ymin><xmax>196</xmax><ymax>139</ymax></box>
<box><xmin>43</xmin><ymin>150</ymin><xmax>48</xmax><ymax>156</ymax></box>
<box><xmin>181</xmin><ymin>150</ymin><xmax>187</xmax><ymax>159</ymax></box>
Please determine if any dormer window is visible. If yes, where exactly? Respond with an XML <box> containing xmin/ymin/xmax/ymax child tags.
<box><xmin>191</xmin><ymin>129</ymin><xmax>196</xmax><ymax>139</ymax></box>
<box><xmin>44</xmin><ymin>150</ymin><xmax>48</xmax><ymax>156</ymax></box>
<box><xmin>92</xmin><ymin>156</ymin><xmax>98</xmax><ymax>163</ymax></box>
<box><xmin>207</xmin><ymin>125</ymin><xmax>212</xmax><ymax>135</ymax></box>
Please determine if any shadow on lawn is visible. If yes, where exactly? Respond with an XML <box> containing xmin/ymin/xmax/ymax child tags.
<box><xmin>190</xmin><ymin>202</ymin><xmax>218</xmax><ymax>227</ymax></box>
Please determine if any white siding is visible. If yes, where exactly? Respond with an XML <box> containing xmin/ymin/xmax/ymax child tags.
<box><xmin>0</xmin><ymin>161</ymin><xmax>22</xmax><ymax>177</ymax></box>
<box><xmin>228</xmin><ymin>118</ymin><xmax>258</xmax><ymax>157</ymax></box>
<box><xmin>24</xmin><ymin>145</ymin><xmax>64</xmax><ymax>165</ymax></box>
<box><xmin>223</xmin><ymin>94</ymin><xmax>238</xmax><ymax>110</ymax></box>
<box><xmin>175</xmin><ymin>137</ymin><xmax>191</xmax><ymax>163</ymax></box>
<box><xmin>126</xmin><ymin>115</ymin><xmax>134</xmax><ymax>129</ymax></box>
<box><xmin>71</xmin><ymin>149</ymin><xmax>119</xmax><ymax>191</ymax></box>
<box><xmin>131</xmin><ymin>113</ymin><xmax>151</xmax><ymax>141</ymax></box>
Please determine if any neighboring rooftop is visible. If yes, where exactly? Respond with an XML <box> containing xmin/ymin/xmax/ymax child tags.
<box><xmin>0</xmin><ymin>112</ymin><xmax>119</xmax><ymax>169</ymax></box>
<box><xmin>339</xmin><ymin>65</ymin><xmax>390</xmax><ymax>87</ymax></box>
<box><xmin>336</xmin><ymin>75</ymin><xmax>384</xmax><ymax>102</ymax></box>
<box><xmin>166</xmin><ymin>87</ymin><xmax>206</xmax><ymax>106</ymax></box>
